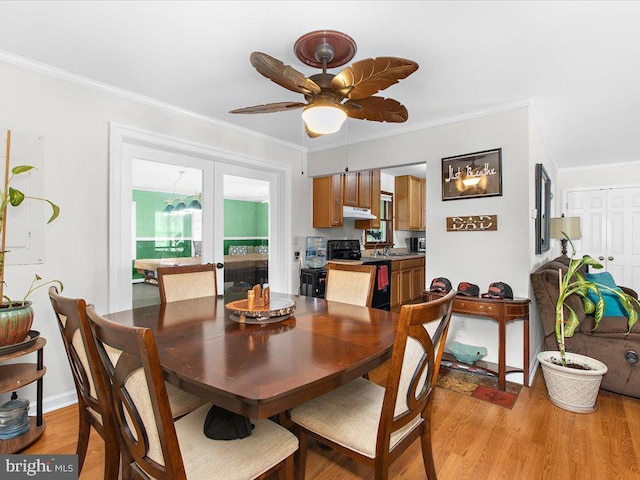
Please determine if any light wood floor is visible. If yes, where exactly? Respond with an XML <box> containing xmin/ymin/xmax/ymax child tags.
<box><xmin>22</xmin><ymin>367</ymin><xmax>640</xmax><ymax>480</ymax></box>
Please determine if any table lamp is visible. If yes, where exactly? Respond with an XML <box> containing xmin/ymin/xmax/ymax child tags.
<box><xmin>550</xmin><ymin>215</ymin><xmax>582</xmax><ymax>255</ymax></box>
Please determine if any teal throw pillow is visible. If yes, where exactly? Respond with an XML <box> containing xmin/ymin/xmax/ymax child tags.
<box><xmin>585</xmin><ymin>271</ymin><xmax>626</xmax><ymax>317</ymax></box>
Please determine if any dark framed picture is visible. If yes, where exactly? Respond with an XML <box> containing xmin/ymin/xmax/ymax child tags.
<box><xmin>535</xmin><ymin>163</ymin><xmax>551</xmax><ymax>254</ymax></box>
<box><xmin>441</xmin><ymin>148</ymin><xmax>502</xmax><ymax>201</ymax></box>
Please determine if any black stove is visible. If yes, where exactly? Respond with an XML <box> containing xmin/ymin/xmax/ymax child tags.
<box><xmin>301</xmin><ymin>239</ymin><xmax>392</xmax><ymax>311</ymax></box>
<box><xmin>327</xmin><ymin>239</ymin><xmax>362</xmax><ymax>261</ymax></box>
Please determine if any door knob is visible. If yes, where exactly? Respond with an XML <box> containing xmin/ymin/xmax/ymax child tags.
<box><xmin>608</xmin><ymin>256</ymin><xmax>614</xmax><ymax>261</ymax></box>
<box><xmin>216</xmin><ymin>263</ymin><xmax>224</xmax><ymax>269</ymax></box>
<box><xmin>598</xmin><ymin>256</ymin><xmax>604</xmax><ymax>260</ymax></box>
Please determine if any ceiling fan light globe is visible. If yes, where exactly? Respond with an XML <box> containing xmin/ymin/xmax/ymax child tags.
<box><xmin>302</xmin><ymin>105</ymin><xmax>347</xmax><ymax>134</ymax></box>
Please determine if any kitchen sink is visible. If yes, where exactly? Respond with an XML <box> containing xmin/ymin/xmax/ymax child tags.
<box><xmin>362</xmin><ymin>252</ymin><xmax>420</xmax><ymax>259</ymax></box>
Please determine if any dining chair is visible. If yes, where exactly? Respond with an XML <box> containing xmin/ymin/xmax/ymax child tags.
<box><xmin>157</xmin><ymin>263</ymin><xmax>218</xmax><ymax>303</ymax></box>
<box><xmin>86</xmin><ymin>304</ymin><xmax>298</xmax><ymax>480</ymax></box>
<box><xmin>324</xmin><ymin>263</ymin><xmax>376</xmax><ymax>307</ymax></box>
<box><xmin>49</xmin><ymin>287</ymin><xmax>207</xmax><ymax>480</ymax></box>
<box><xmin>290</xmin><ymin>289</ymin><xmax>456</xmax><ymax>480</ymax></box>
<box><xmin>48</xmin><ymin>286</ymin><xmax>119</xmax><ymax>480</ymax></box>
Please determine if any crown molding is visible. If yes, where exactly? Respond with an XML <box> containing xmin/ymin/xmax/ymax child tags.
<box><xmin>0</xmin><ymin>49</ymin><xmax>305</xmax><ymax>153</ymax></box>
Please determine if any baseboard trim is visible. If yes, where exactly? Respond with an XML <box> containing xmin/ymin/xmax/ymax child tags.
<box><xmin>38</xmin><ymin>390</ymin><xmax>78</xmax><ymax>414</ymax></box>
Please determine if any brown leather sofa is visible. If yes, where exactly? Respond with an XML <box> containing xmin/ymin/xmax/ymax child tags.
<box><xmin>531</xmin><ymin>255</ymin><xmax>640</xmax><ymax>398</ymax></box>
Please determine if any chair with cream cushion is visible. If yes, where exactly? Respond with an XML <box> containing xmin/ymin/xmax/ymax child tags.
<box><xmin>49</xmin><ymin>288</ymin><xmax>206</xmax><ymax>480</ymax></box>
<box><xmin>324</xmin><ymin>263</ymin><xmax>376</xmax><ymax>307</ymax></box>
<box><xmin>290</xmin><ymin>290</ymin><xmax>456</xmax><ymax>480</ymax></box>
<box><xmin>157</xmin><ymin>263</ymin><xmax>218</xmax><ymax>304</ymax></box>
<box><xmin>86</xmin><ymin>304</ymin><xmax>298</xmax><ymax>480</ymax></box>
<box><xmin>49</xmin><ymin>286</ymin><xmax>119</xmax><ymax>480</ymax></box>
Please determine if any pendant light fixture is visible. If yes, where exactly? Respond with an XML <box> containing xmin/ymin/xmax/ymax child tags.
<box><xmin>162</xmin><ymin>171</ymin><xmax>202</xmax><ymax>215</ymax></box>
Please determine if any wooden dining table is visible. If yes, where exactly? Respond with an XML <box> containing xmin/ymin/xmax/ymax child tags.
<box><xmin>105</xmin><ymin>293</ymin><xmax>398</xmax><ymax>419</ymax></box>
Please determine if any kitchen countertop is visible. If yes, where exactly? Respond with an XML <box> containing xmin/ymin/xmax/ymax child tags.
<box><xmin>327</xmin><ymin>252</ymin><xmax>425</xmax><ymax>265</ymax></box>
<box><xmin>362</xmin><ymin>253</ymin><xmax>425</xmax><ymax>261</ymax></box>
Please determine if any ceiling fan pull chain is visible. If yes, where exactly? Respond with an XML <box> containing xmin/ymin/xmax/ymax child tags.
<box><xmin>345</xmin><ymin>120</ymin><xmax>349</xmax><ymax>172</ymax></box>
<box><xmin>300</xmin><ymin>122</ymin><xmax>305</xmax><ymax>175</ymax></box>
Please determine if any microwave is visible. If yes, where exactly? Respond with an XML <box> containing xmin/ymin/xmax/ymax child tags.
<box><xmin>408</xmin><ymin>237</ymin><xmax>426</xmax><ymax>252</ymax></box>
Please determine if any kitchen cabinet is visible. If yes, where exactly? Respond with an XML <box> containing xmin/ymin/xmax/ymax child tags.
<box><xmin>313</xmin><ymin>175</ymin><xmax>343</xmax><ymax>228</ymax></box>
<box><xmin>343</xmin><ymin>171</ymin><xmax>373</xmax><ymax>208</ymax></box>
<box><xmin>355</xmin><ymin>170</ymin><xmax>381</xmax><ymax>229</ymax></box>
<box><xmin>390</xmin><ymin>256</ymin><xmax>425</xmax><ymax>309</ymax></box>
<box><xmin>0</xmin><ymin>336</ymin><xmax>46</xmax><ymax>453</ymax></box>
<box><xmin>395</xmin><ymin>175</ymin><xmax>426</xmax><ymax>231</ymax></box>
<box><xmin>313</xmin><ymin>170</ymin><xmax>380</xmax><ymax>229</ymax></box>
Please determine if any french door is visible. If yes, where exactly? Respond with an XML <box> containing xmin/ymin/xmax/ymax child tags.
<box><xmin>564</xmin><ymin>186</ymin><xmax>640</xmax><ymax>292</ymax></box>
<box><xmin>214</xmin><ymin>162</ymin><xmax>277</xmax><ymax>301</ymax></box>
<box><xmin>109</xmin><ymin>124</ymin><xmax>291</xmax><ymax>312</ymax></box>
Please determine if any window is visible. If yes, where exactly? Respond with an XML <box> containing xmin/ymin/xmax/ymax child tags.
<box><xmin>365</xmin><ymin>191</ymin><xmax>393</xmax><ymax>248</ymax></box>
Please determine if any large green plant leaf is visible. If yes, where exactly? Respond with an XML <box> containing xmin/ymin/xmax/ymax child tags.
<box><xmin>564</xmin><ymin>305</ymin><xmax>581</xmax><ymax>337</ymax></box>
<box><xmin>580</xmin><ymin>255</ymin><xmax>604</xmax><ymax>269</ymax></box>
<box><xmin>11</xmin><ymin>165</ymin><xmax>36</xmax><ymax>175</ymax></box>
<box><xmin>8</xmin><ymin>187</ymin><xmax>24</xmax><ymax>206</ymax></box>
<box><xmin>45</xmin><ymin>200</ymin><xmax>60</xmax><ymax>223</ymax></box>
<box><xmin>583</xmin><ymin>296</ymin><xmax>596</xmax><ymax>315</ymax></box>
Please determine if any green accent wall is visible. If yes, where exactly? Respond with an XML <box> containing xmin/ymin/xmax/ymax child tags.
<box><xmin>224</xmin><ymin>199</ymin><xmax>268</xmax><ymax>237</ymax></box>
<box><xmin>133</xmin><ymin>190</ymin><xmax>193</xmax><ymax>238</ymax></box>
<box><xmin>223</xmin><ymin>199</ymin><xmax>268</xmax><ymax>254</ymax></box>
<box><xmin>132</xmin><ymin>190</ymin><xmax>195</xmax><ymax>279</ymax></box>
<box><xmin>132</xmin><ymin>191</ymin><xmax>268</xmax><ymax>277</ymax></box>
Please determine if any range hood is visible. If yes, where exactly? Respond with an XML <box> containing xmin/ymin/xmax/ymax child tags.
<box><xmin>343</xmin><ymin>206</ymin><xmax>377</xmax><ymax>220</ymax></box>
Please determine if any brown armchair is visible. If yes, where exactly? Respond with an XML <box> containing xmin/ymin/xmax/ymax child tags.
<box><xmin>531</xmin><ymin>256</ymin><xmax>640</xmax><ymax>398</ymax></box>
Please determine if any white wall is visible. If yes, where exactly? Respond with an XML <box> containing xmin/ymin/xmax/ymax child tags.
<box><xmin>0</xmin><ymin>60</ymin><xmax>308</xmax><ymax>410</ymax></box>
<box><xmin>310</xmin><ymin>107</ymin><xmax>540</xmax><ymax>384</ymax></box>
<box><xmin>528</xmin><ymin>110</ymin><xmax>559</xmax><ymax>365</ymax></box>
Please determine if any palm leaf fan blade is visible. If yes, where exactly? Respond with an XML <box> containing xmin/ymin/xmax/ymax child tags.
<box><xmin>229</xmin><ymin>102</ymin><xmax>306</xmax><ymax>114</ymax></box>
<box><xmin>332</xmin><ymin>57</ymin><xmax>419</xmax><ymax>100</ymax></box>
<box><xmin>250</xmin><ymin>52</ymin><xmax>321</xmax><ymax>96</ymax></box>
<box><xmin>344</xmin><ymin>97</ymin><xmax>408</xmax><ymax>123</ymax></box>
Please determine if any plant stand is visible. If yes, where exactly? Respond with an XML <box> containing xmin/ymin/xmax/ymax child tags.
<box><xmin>0</xmin><ymin>336</ymin><xmax>46</xmax><ymax>452</ymax></box>
<box><xmin>537</xmin><ymin>351</ymin><xmax>608</xmax><ymax>413</ymax></box>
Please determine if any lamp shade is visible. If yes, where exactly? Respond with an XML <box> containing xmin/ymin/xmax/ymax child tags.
<box><xmin>550</xmin><ymin>216</ymin><xmax>581</xmax><ymax>239</ymax></box>
<box><xmin>188</xmin><ymin>198</ymin><xmax>202</xmax><ymax>210</ymax></box>
<box><xmin>302</xmin><ymin>105</ymin><xmax>347</xmax><ymax>134</ymax></box>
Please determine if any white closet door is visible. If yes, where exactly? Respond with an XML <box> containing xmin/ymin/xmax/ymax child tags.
<box><xmin>566</xmin><ymin>189</ymin><xmax>606</xmax><ymax>258</ymax></box>
<box><xmin>565</xmin><ymin>187</ymin><xmax>640</xmax><ymax>292</ymax></box>
<box><xmin>606</xmin><ymin>187</ymin><xmax>640</xmax><ymax>290</ymax></box>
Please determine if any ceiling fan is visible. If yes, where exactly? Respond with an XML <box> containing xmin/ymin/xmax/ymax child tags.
<box><xmin>229</xmin><ymin>30</ymin><xmax>419</xmax><ymax>137</ymax></box>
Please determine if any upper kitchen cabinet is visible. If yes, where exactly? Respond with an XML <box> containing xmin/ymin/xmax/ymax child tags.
<box><xmin>313</xmin><ymin>170</ymin><xmax>381</xmax><ymax>228</ymax></box>
<box><xmin>395</xmin><ymin>175</ymin><xmax>426</xmax><ymax>231</ymax></box>
<box><xmin>355</xmin><ymin>170</ymin><xmax>380</xmax><ymax>229</ymax></box>
<box><xmin>343</xmin><ymin>171</ymin><xmax>373</xmax><ymax>208</ymax></box>
<box><xmin>313</xmin><ymin>175</ymin><xmax>343</xmax><ymax>228</ymax></box>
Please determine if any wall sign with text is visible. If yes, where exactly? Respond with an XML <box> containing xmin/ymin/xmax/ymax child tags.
<box><xmin>441</xmin><ymin>148</ymin><xmax>502</xmax><ymax>201</ymax></box>
<box><xmin>446</xmin><ymin>215</ymin><xmax>498</xmax><ymax>232</ymax></box>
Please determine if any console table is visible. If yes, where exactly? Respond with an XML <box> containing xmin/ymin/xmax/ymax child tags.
<box><xmin>423</xmin><ymin>291</ymin><xmax>530</xmax><ymax>390</ymax></box>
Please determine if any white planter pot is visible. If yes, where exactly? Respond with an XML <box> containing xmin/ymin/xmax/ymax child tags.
<box><xmin>537</xmin><ymin>351</ymin><xmax>608</xmax><ymax>414</ymax></box>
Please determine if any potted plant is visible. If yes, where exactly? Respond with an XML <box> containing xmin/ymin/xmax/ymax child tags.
<box><xmin>0</xmin><ymin>130</ymin><xmax>61</xmax><ymax>347</ymax></box>
<box><xmin>537</xmin><ymin>235</ymin><xmax>639</xmax><ymax>413</ymax></box>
